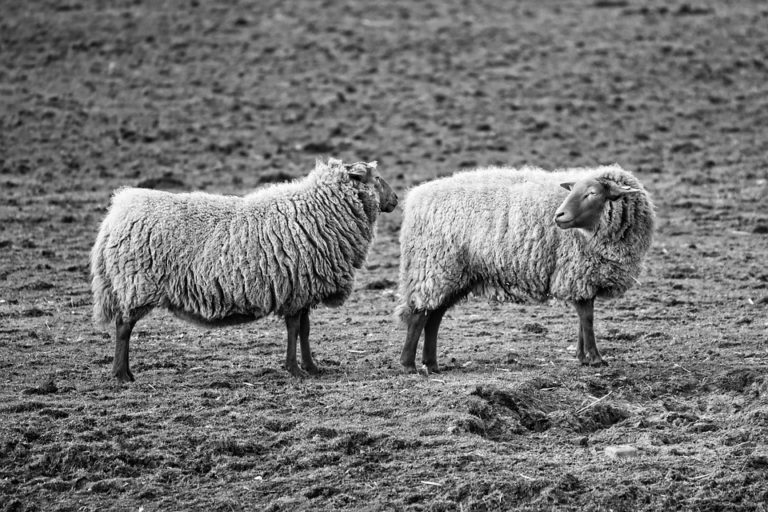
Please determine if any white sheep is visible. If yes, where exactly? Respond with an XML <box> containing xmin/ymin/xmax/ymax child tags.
<box><xmin>396</xmin><ymin>164</ymin><xmax>655</xmax><ymax>371</ymax></box>
<box><xmin>90</xmin><ymin>158</ymin><xmax>398</xmax><ymax>382</ymax></box>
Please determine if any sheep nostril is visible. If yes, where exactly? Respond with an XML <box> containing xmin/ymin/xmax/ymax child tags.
<box><xmin>555</xmin><ymin>211</ymin><xmax>564</xmax><ymax>218</ymax></box>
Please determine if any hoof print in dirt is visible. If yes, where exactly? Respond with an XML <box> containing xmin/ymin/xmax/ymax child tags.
<box><xmin>455</xmin><ymin>384</ymin><xmax>552</xmax><ymax>440</ymax></box>
<box><xmin>364</xmin><ymin>278</ymin><xmax>396</xmax><ymax>290</ymax></box>
<box><xmin>522</xmin><ymin>322</ymin><xmax>547</xmax><ymax>334</ymax></box>
<box><xmin>334</xmin><ymin>431</ymin><xmax>379</xmax><ymax>455</ymax></box>
<box><xmin>207</xmin><ymin>380</ymin><xmax>233</xmax><ymax>389</ymax></box>
<box><xmin>305</xmin><ymin>486</ymin><xmax>340</xmax><ymax>500</ymax></box>
<box><xmin>22</xmin><ymin>379</ymin><xmax>58</xmax><ymax>395</ymax></box>
<box><xmin>548</xmin><ymin>402</ymin><xmax>630</xmax><ymax>434</ymax></box>
<box><xmin>21</xmin><ymin>307</ymin><xmax>50</xmax><ymax>317</ymax></box>
<box><xmin>715</xmin><ymin>369</ymin><xmax>763</xmax><ymax>393</ymax></box>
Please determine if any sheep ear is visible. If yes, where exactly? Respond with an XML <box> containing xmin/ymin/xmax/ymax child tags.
<box><xmin>602</xmin><ymin>181</ymin><xmax>641</xmax><ymax>201</ymax></box>
<box><xmin>347</xmin><ymin>164</ymin><xmax>371</xmax><ymax>182</ymax></box>
<box><xmin>560</xmin><ymin>182</ymin><xmax>574</xmax><ymax>191</ymax></box>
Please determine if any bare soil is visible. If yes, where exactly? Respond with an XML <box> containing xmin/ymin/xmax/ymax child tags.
<box><xmin>1</xmin><ymin>1</ymin><xmax>768</xmax><ymax>510</ymax></box>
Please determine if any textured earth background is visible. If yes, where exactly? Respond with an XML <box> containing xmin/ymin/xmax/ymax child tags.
<box><xmin>2</xmin><ymin>0</ymin><xmax>768</xmax><ymax>510</ymax></box>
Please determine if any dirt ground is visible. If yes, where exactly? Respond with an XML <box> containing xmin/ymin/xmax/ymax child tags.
<box><xmin>1</xmin><ymin>0</ymin><xmax>767</xmax><ymax>510</ymax></box>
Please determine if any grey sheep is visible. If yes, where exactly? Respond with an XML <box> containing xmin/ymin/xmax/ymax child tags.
<box><xmin>396</xmin><ymin>164</ymin><xmax>655</xmax><ymax>372</ymax></box>
<box><xmin>91</xmin><ymin>158</ymin><xmax>398</xmax><ymax>382</ymax></box>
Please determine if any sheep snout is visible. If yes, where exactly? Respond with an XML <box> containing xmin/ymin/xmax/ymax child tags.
<box><xmin>554</xmin><ymin>210</ymin><xmax>573</xmax><ymax>229</ymax></box>
<box><xmin>378</xmin><ymin>178</ymin><xmax>398</xmax><ymax>212</ymax></box>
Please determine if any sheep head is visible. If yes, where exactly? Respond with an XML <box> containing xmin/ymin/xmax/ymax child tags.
<box><xmin>345</xmin><ymin>161</ymin><xmax>398</xmax><ymax>213</ymax></box>
<box><xmin>554</xmin><ymin>177</ymin><xmax>640</xmax><ymax>231</ymax></box>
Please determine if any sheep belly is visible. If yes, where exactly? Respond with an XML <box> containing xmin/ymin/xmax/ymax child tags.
<box><xmin>170</xmin><ymin>308</ymin><xmax>266</xmax><ymax>327</ymax></box>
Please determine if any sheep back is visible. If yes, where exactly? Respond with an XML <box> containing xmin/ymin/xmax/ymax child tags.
<box><xmin>91</xmin><ymin>161</ymin><xmax>379</xmax><ymax>326</ymax></box>
<box><xmin>397</xmin><ymin>165</ymin><xmax>654</xmax><ymax>319</ymax></box>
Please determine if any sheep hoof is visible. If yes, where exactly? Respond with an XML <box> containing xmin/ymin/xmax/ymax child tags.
<box><xmin>401</xmin><ymin>363</ymin><xmax>419</xmax><ymax>374</ymax></box>
<box><xmin>422</xmin><ymin>363</ymin><xmax>440</xmax><ymax>374</ymax></box>
<box><xmin>113</xmin><ymin>369</ymin><xmax>135</xmax><ymax>383</ymax></box>
<box><xmin>302</xmin><ymin>362</ymin><xmax>320</xmax><ymax>375</ymax></box>
<box><xmin>286</xmin><ymin>363</ymin><xmax>309</xmax><ymax>378</ymax></box>
<box><xmin>578</xmin><ymin>356</ymin><xmax>608</xmax><ymax>367</ymax></box>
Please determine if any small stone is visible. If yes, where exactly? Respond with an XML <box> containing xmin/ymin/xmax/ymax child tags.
<box><xmin>522</xmin><ymin>322</ymin><xmax>547</xmax><ymax>334</ymax></box>
<box><xmin>504</xmin><ymin>352</ymin><xmax>518</xmax><ymax>364</ymax></box>
<box><xmin>605</xmin><ymin>445</ymin><xmax>639</xmax><ymax>459</ymax></box>
<box><xmin>689</xmin><ymin>421</ymin><xmax>719</xmax><ymax>433</ymax></box>
<box><xmin>364</xmin><ymin>278</ymin><xmax>396</xmax><ymax>290</ymax></box>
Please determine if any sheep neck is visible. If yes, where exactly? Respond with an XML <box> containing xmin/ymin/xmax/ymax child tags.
<box><xmin>581</xmin><ymin>195</ymin><xmax>654</xmax><ymax>265</ymax></box>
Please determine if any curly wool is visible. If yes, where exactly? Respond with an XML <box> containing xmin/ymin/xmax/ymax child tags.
<box><xmin>91</xmin><ymin>160</ymin><xmax>380</xmax><ymax>327</ymax></box>
<box><xmin>396</xmin><ymin>165</ymin><xmax>655</xmax><ymax>320</ymax></box>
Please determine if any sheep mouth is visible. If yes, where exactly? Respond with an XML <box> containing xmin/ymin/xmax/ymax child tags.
<box><xmin>554</xmin><ymin>216</ymin><xmax>574</xmax><ymax>229</ymax></box>
<box><xmin>381</xmin><ymin>200</ymin><xmax>398</xmax><ymax>213</ymax></box>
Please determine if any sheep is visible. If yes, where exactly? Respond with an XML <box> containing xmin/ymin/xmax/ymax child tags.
<box><xmin>90</xmin><ymin>158</ymin><xmax>398</xmax><ymax>382</ymax></box>
<box><xmin>395</xmin><ymin>164</ymin><xmax>655</xmax><ymax>372</ymax></box>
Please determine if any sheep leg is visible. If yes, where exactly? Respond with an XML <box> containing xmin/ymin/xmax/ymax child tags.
<box><xmin>284</xmin><ymin>312</ymin><xmax>307</xmax><ymax>377</ymax></box>
<box><xmin>576</xmin><ymin>325</ymin><xmax>585</xmax><ymax>361</ymax></box>
<box><xmin>298</xmin><ymin>308</ymin><xmax>319</xmax><ymax>375</ymax></box>
<box><xmin>574</xmin><ymin>298</ymin><xmax>607</xmax><ymax>367</ymax></box>
<box><xmin>113</xmin><ymin>317</ymin><xmax>136</xmax><ymax>383</ymax></box>
<box><xmin>400</xmin><ymin>311</ymin><xmax>428</xmax><ymax>371</ymax></box>
<box><xmin>422</xmin><ymin>306</ymin><xmax>447</xmax><ymax>373</ymax></box>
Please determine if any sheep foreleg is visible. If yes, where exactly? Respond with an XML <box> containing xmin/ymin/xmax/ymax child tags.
<box><xmin>574</xmin><ymin>298</ymin><xmax>607</xmax><ymax>367</ymax></box>
<box><xmin>400</xmin><ymin>311</ymin><xmax>428</xmax><ymax>372</ymax></box>
<box><xmin>113</xmin><ymin>317</ymin><xmax>136</xmax><ymax>382</ymax></box>
<box><xmin>298</xmin><ymin>308</ymin><xmax>319</xmax><ymax>375</ymax></box>
<box><xmin>284</xmin><ymin>312</ymin><xmax>307</xmax><ymax>377</ymax></box>
<box><xmin>422</xmin><ymin>307</ymin><xmax>447</xmax><ymax>373</ymax></box>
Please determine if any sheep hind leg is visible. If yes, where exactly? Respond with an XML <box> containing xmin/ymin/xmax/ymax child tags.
<box><xmin>298</xmin><ymin>308</ymin><xmax>319</xmax><ymax>375</ymax></box>
<box><xmin>284</xmin><ymin>312</ymin><xmax>307</xmax><ymax>378</ymax></box>
<box><xmin>113</xmin><ymin>317</ymin><xmax>136</xmax><ymax>383</ymax></box>
<box><xmin>574</xmin><ymin>298</ymin><xmax>607</xmax><ymax>367</ymax></box>
<box><xmin>400</xmin><ymin>311</ymin><xmax>428</xmax><ymax>372</ymax></box>
<box><xmin>422</xmin><ymin>306</ymin><xmax>447</xmax><ymax>373</ymax></box>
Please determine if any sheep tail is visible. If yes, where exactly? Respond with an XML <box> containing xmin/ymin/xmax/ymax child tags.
<box><xmin>90</xmin><ymin>229</ymin><xmax>119</xmax><ymax>327</ymax></box>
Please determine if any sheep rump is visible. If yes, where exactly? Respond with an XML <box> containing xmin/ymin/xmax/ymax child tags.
<box><xmin>396</xmin><ymin>164</ymin><xmax>655</xmax><ymax>321</ymax></box>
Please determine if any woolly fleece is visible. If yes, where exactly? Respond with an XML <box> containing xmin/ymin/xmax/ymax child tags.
<box><xmin>396</xmin><ymin>165</ymin><xmax>655</xmax><ymax>319</ymax></box>
<box><xmin>91</xmin><ymin>159</ymin><xmax>382</xmax><ymax>326</ymax></box>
